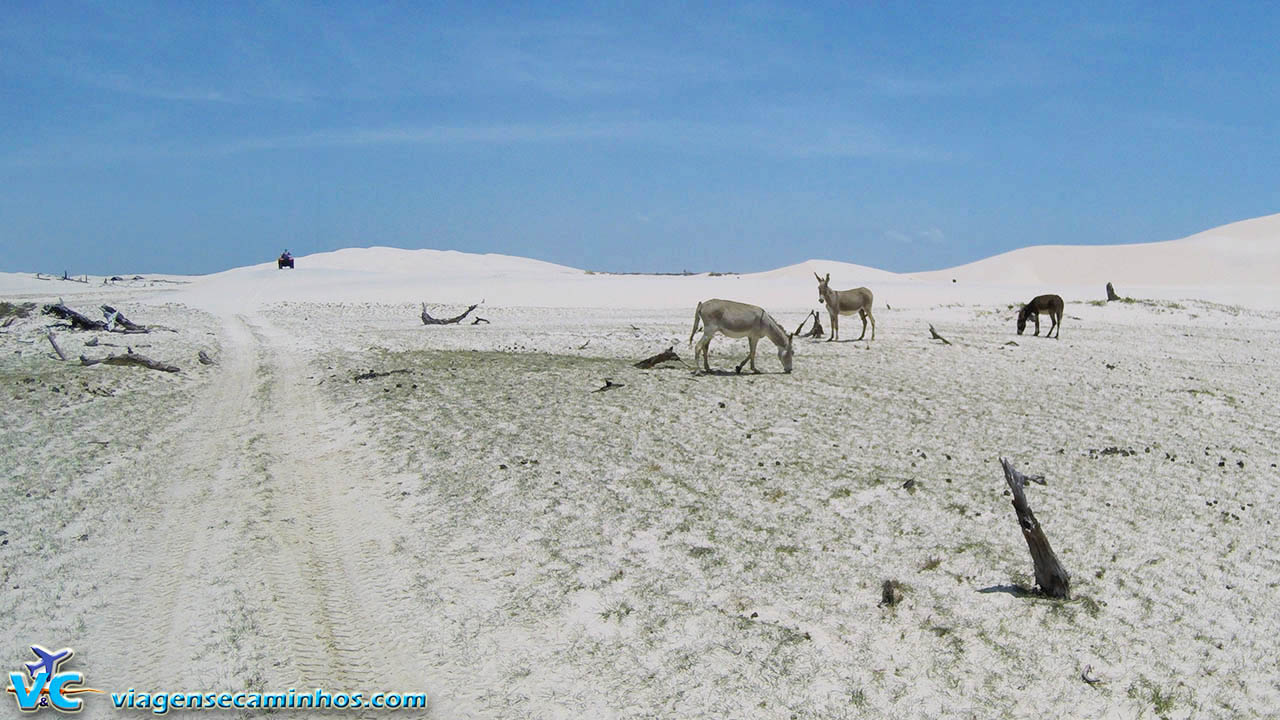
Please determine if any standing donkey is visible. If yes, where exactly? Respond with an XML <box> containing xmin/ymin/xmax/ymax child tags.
<box><xmin>689</xmin><ymin>299</ymin><xmax>794</xmax><ymax>374</ymax></box>
<box><xmin>1016</xmin><ymin>294</ymin><xmax>1064</xmax><ymax>338</ymax></box>
<box><xmin>815</xmin><ymin>273</ymin><xmax>875</xmax><ymax>341</ymax></box>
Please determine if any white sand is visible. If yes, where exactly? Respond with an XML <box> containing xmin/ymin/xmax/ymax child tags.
<box><xmin>2</xmin><ymin>214</ymin><xmax>1279</xmax><ymax>718</ymax></box>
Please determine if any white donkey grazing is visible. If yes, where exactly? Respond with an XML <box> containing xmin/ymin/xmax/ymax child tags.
<box><xmin>815</xmin><ymin>273</ymin><xmax>875</xmax><ymax>341</ymax></box>
<box><xmin>689</xmin><ymin>299</ymin><xmax>794</xmax><ymax>374</ymax></box>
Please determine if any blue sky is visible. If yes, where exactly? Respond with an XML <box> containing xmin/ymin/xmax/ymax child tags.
<box><xmin>3</xmin><ymin>1</ymin><xmax>1278</xmax><ymax>275</ymax></box>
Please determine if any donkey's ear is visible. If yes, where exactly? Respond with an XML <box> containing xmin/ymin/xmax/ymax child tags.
<box><xmin>814</xmin><ymin>272</ymin><xmax>822</xmax><ymax>282</ymax></box>
<box><xmin>825</xmin><ymin>273</ymin><xmax>831</xmax><ymax>282</ymax></box>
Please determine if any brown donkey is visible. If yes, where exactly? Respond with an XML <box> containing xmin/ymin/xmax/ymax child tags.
<box><xmin>1017</xmin><ymin>294</ymin><xmax>1064</xmax><ymax>338</ymax></box>
<box><xmin>815</xmin><ymin>273</ymin><xmax>875</xmax><ymax>341</ymax></box>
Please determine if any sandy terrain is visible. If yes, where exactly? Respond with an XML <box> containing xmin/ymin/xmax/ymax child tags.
<box><xmin>3</xmin><ymin>270</ymin><xmax>1278</xmax><ymax>718</ymax></box>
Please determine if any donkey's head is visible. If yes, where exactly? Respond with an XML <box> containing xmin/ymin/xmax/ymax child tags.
<box><xmin>780</xmin><ymin>331</ymin><xmax>795</xmax><ymax>373</ymax></box>
<box><xmin>1016</xmin><ymin>305</ymin><xmax>1031</xmax><ymax>335</ymax></box>
<box><xmin>815</xmin><ymin>273</ymin><xmax>832</xmax><ymax>304</ymax></box>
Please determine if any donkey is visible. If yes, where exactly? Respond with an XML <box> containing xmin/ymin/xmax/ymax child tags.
<box><xmin>1016</xmin><ymin>294</ymin><xmax>1064</xmax><ymax>338</ymax></box>
<box><xmin>689</xmin><ymin>299</ymin><xmax>794</xmax><ymax>374</ymax></box>
<box><xmin>815</xmin><ymin>273</ymin><xmax>875</xmax><ymax>341</ymax></box>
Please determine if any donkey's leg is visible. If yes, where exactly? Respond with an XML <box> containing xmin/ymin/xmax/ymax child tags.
<box><xmin>1051</xmin><ymin>313</ymin><xmax>1061</xmax><ymax>339</ymax></box>
<box><xmin>735</xmin><ymin>337</ymin><xmax>759</xmax><ymax>374</ymax></box>
<box><xmin>697</xmin><ymin>333</ymin><xmax>713</xmax><ymax>372</ymax></box>
<box><xmin>856</xmin><ymin>309</ymin><xmax>868</xmax><ymax>340</ymax></box>
<box><xmin>828</xmin><ymin>312</ymin><xmax>838</xmax><ymax>341</ymax></box>
<box><xmin>1034</xmin><ymin>314</ymin><xmax>1041</xmax><ymax>336</ymax></box>
<box><xmin>867</xmin><ymin>308</ymin><xmax>876</xmax><ymax>340</ymax></box>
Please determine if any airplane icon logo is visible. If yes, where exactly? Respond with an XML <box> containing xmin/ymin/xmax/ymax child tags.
<box><xmin>7</xmin><ymin>645</ymin><xmax>103</xmax><ymax>713</ymax></box>
<box><xmin>25</xmin><ymin>647</ymin><xmax>73</xmax><ymax>681</ymax></box>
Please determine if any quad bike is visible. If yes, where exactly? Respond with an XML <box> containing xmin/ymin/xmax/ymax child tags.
<box><xmin>278</xmin><ymin>252</ymin><xmax>294</xmax><ymax>269</ymax></box>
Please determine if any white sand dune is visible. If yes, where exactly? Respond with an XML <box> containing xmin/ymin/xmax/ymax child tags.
<box><xmin>2</xmin><ymin>212</ymin><xmax>1279</xmax><ymax>718</ymax></box>
<box><xmin>912</xmin><ymin>212</ymin><xmax>1280</xmax><ymax>288</ymax></box>
<box><xmin>5</xmin><ymin>213</ymin><xmax>1278</xmax><ymax>311</ymax></box>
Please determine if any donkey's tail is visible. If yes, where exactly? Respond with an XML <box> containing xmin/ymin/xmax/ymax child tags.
<box><xmin>688</xmin><ymin>301</ymin><xmax>703</xmax><ymax>346</ymax></box>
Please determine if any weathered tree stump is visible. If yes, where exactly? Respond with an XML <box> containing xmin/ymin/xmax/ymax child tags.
<box><xmin>879</xmin><ymin>579</ymin><xmax>903</xmax><ymax>607</ymax></box>
<box><xmin>928</xmin><ymin>324</ymin><xmax>952</xmax><ymax>345</ymax></box>
<box><xmin>1106</xmin><ymin>282</ymin><xmax>1120</xmax><ymax>302</ymax></box>
<box><xmin>1000</xmin><ymin>458</ymin><xmax>1070</xmax><ymax>598</ymax></box>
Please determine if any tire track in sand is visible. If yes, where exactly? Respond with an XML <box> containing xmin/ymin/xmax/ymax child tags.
<box><xmin>96</xmin><ymin>313</ymin><xmax>426</xmax><ymax>711</ymax></box>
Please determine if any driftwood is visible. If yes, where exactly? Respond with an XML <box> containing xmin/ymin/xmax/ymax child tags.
<box><xmin>471</xmin><ymin>316</ymin><xmax>490</xmax><ymax>325</ymax></box>
<box><xmin>353</xmin><ymin>368</ymin><xmax>411</xmax><ymax>382</ymax></box>
<box><xmin>421</xmin><ymin>302</ymin><xmax>482</xmax><ymax>325</ymax></box>
<box><xmin>879</xmin><ymin>580</ymin><xmax>903</xmax><ymax>607</ymax></box>
<box><xmin>592</xmin><ymin>378</ymin><xmax>624</xmax><ymax>393</ymax></box>
<box><xmin>1106</xmin><ymin>282</ymin><xmax>1120</xmax><ymax>302</ymax></box>
<box><xmin>101</xmin><ymin>305</ymin><xmax>148</xmax><ymax>333</ymax></box>
<box><xmin>792</xmin><ymin>310</ymin><xmax>825</xmax><ymax>339</ymax></box>
<box><xmin>46</xmin><ymin>330</ymin><xmax>67</xmax><ymax>360</ymax></box>
<box><xmin>43</xmin><ymin>301</ymin><xmax>109</xmax><ymax>331</ymax></box>
<box><xmin>197</xmin><ymin>350</ymin><xmax>217</xmax><ymax>366</ymax></box>
<box><xmin>1000</xmin><ymin>458</ymin><xmax>1070</xmax><ymax>599</ymax></box>
<box><xmin>634</xmin><ymin>346</ymin><xmax>680</xmax><ymax>369</ymax></box>
<box><xmin>928</xmin><ymin>324</ymin><xmax>952</xmax><ymax>345</ymax></box>
<box><xmin>80</xmin><ymin>350</ymin><xmax>180</xmax><ymax>373</ymax></box>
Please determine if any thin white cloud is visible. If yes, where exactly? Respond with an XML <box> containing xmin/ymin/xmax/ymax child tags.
<box><xmin>883</xmin><ymin>227</ymin><xmax>947</xmax><ymax>245</ymax></box>
<box><xmin>4</xmin><ymin>116</ymin><xmax>949</xmax><ymax>169</ymax></box>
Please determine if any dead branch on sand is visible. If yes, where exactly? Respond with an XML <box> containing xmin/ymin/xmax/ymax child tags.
<box><xmin>101</xmin><ymin>304</ymin><xmax>149</xmax><ymax>333</ymax></box>
<box><xmin>421</xmin><ymin>301</ymin><xmax>485</xmax><ymax>325</ymax></box>
<box><xmin>45</xmin><ymin>330</ymin><xmax>67</xmax><ymax>360</ymax></box>
<box><xmin>43</xmin><ymin>301</ymin><xmax>109</xmax><ymax>331</ymax></box>
<box><xmin>354</xmin><ymin>368</ymin><xmax>412</xmax><ymax>382</ymax></box>
<box><xmin>793</xmin><ymin>310</ymin><xmax>825</xmax><ymax>338</ymax></box>
<box><xmin>634</xmin><ymin>346</ymin><xmax>682</xmax><ymax>369</ymax></box>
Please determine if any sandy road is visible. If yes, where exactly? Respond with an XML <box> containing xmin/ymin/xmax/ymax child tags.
<box><xmin>89</xmin><ymin>313</ymin><xmax>427</xmax><ymax>711</ymax></box>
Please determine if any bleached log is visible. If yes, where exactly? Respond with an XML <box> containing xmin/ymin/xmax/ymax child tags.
<box><xmin>928</xmin><ymin>324</ymin><xmax>952</xmax><ymax>345</ymax></box>
<box><xmin>46</xmin><ymin>330</ymin><xmax>67</xmax><ymax>360</ymax></box>
<box><xmin>101</xmin><ymin>304</ymin><xmax>148</xmax><ymax>333</ymax></box>
<box><xmin>43</xmin><ymin>301</ymin><xmax>108</xmax><ymax>331</ymax></box>
<box><xmin>1000</xmin><ymin>458</ymin><xmax>1070</xmax><ymax>599</ymax></box>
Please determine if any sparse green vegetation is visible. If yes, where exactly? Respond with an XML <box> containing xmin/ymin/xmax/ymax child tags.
<box><xmin>0</xmin><ymin>301</ymin><xmax>36</xmax><ymax>319</ymax></box>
